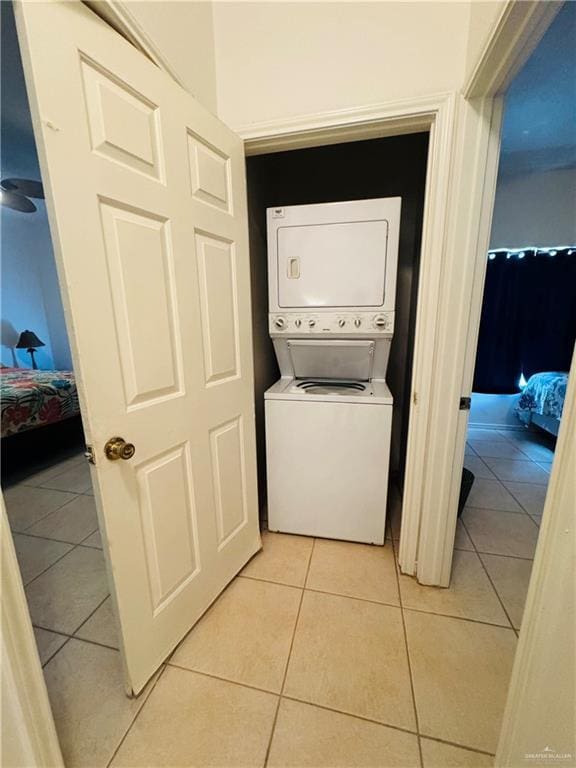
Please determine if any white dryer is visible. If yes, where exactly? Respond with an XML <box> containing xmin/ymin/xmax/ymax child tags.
<box><xmin>265</xmin><ymin>198</ymin><xmax>401</xmax><ymax>545</ymax></box>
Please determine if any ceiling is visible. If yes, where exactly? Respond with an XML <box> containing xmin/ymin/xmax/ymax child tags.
<box><xmin>499</xmin><ymin>1</ymin><xmax>576</xmax><ymax>177</ymax></box>
<box><xmin>2</xmin><ymin>0</ymin><xmax>574</xmax><ymax>182</ymax></box>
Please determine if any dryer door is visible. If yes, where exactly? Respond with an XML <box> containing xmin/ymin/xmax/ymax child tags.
<box><xmin>277</xmin><ymin>220</ymin><xmax>388</xmax><ymax>308</ymax></box>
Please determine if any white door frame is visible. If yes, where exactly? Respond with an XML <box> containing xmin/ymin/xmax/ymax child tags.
<box><xmin>1</xmin><ymin>500</ymin><xmax>64</xmax><ymax>768</ymax></box>
<box><xmin>240</xmin><ymin>92</ymin><xmax>458</xmax><ymax>581</ymax></box>
<box><xmin>495</xmin><ymin>349</ymin><xmax>576</xmax><ymax>766</ymax></box>
<box><xmin>237</xmin><ymin>94</ymin><xmax>504</xmax><ymax>586</ymax></box>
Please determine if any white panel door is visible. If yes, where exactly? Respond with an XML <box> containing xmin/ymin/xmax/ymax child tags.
<box><xmin>15</xmin><ymin>0</ymin><xmax>260</xmax><ymax>694</ymax></box>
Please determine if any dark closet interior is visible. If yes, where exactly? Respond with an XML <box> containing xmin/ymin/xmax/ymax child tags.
<box><xmin>246</xmin><ymin>132</ymin><xmax>429</xmax><ymax>519</ymax></box>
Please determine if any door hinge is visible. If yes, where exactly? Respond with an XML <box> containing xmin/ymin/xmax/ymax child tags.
<box><xmin>459</xmin><ymin>397</ymin><xmax>471</xmax><ymax>411</ymax></box>
<box><xmin>84</xmin><ymin>445</ymin><xmax>96</xmax><ymax>465</ymax></box>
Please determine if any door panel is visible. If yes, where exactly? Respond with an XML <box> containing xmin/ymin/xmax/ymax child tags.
<box><xmin>196</xmin><ymin>234</ymin><xmax>240</xmax><ymax>385</ymax></box>
<box><xmin>16</xmin><ymin>0</ymin><xmax>260</xmax><ymax>694</ymax></box>
<box><xmin>210</xmin><ymin>417</ymin><xmax>248</xmax><ymax>548</ymax></box>
<box><xmin>81</xmin><ymin>55</ymin><xmax>164</xmax><ymax>180</ymax></box>
<box><xmin>188</xmin><ymin>132</ymin><xmax>232</xmax><ymax>213</ymax></box>
<box><xmin>136</xmin><ymin>444</ymin><xmax>200</xmax><ymax>614</ymax></box>
<box><xmin>99</xmin><ymin>202</ymin><xmax>183</xmax><ymax>407</ymax></box>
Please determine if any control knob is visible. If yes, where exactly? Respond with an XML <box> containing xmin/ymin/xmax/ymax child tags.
<box><xmin>308</xmin><ymin>319</ymin><xmax>316</xmax><ymax>328</ymax></box>
<box><xmin>274</xmin><ymin>317</ymin><xmax>286</xmax><ymax>330</ymax></box>
<box><xmin>295</xmin><ymin>319</ymin><xmax>301</xmax><ymax>328</ymax></box>
<box><xmin>338</xmin><ymin>319</ymin><xmax>346</xmax><ymax>328</ymax></box>
<box><xmin>354</xmin><ymin>318</ymin><xmax>362</xmax><ymax>328</ymax></box>
<box><xmin>374</xmin><ymin>314</ymin><xmax>387</xmax><ymax>329</ymax></box>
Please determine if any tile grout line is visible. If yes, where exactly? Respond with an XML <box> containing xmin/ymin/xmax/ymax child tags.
<box><xmin>26</xmin><ymin>482</ymin><xmax>93</xmax><ymax>494</ymax></box>
<box><xmin>263</xmin><ymin>537</ymin><xmax>316</xmax><ymax>767</ymax></box>
<box><xmin>39</xmin><ymin>630</ymin><xmax>118</xmax><ymax>661</ymax></box>
<box><xmin>465</xmin><ymin>452</ymin><xmax>499</xmax><ymax>481</ymax></box>
<box><xmin>464</xmin><ymin>500</ymin><xmax>526</xmax><ymax>515</ymax></box>
<box><xmin>36</xmin><ymin>591</ymin><xmax>115</xmax><ymax>663</ymax></box>
<box><xmin>35</xmin><ymin>623</ymin><xmax>117</xmax><ymax>652</ymax></box>
<box><xmin>240</xmin><ymin>568</ymin><xmax>517</xmax><ymax>630</ymax></box>
<box><xmin>166</xmin><ymin>647</ymin><xmax>497</xmax><ymax>758</ymax></box>
<box><xmin>40</xmin><ymin>635</ymin><xmax>73</xmax><ymax>669</ymax></box>
<box><xmin>8</xmin><ymin>490</ymin><xmax>85</xmax><ymax>534</ymax></box>
<box><xmin>501</xmin><ymin>477</ymin><xmax>552</xmax><ymax>487</ymax></box>
<box><xmin>105</xmin><ymin>664</ymin><xmax>169</xmax><ymax>768</ymax></box>
<box><xmin>460</xmin><ymin>518</ymin><xmax>520</xmax><ymax>638</ymax></box>
<box><xmin>166</xmin><ymin>662</ymin><xmax>279</xmax><ymax>696</ymax></box>
<box><xmin>19</xmin><ymin>529</ymin><xmax>102</xmax><ymax>590</ymax></box>
<box><xmin>240</xmin><ymin>572</ymin><xmax>400</xmax><ymax>608</ymax></box>
<box><xmin>20</xmin><ymin>540</ymin><xmax>84</xmax><ymax>589</ymax></box>
<box><xmin>71</xmin><ymin>592</ymin><xmax>112</xmax><ymax>636</ymax></box>
<box><xmin>499</xmin><ymin>486</ymin><xmax>544</xmax><ymax>531</ymax></box>
<box><xmin>16</xmin><ymin>454</ymin><xmax>90</xmax><ymax>489</ymax></box>
<box><xmin>13</xmin><ymin>527</ymin><xmax>101</xmax><ymax>550</ymax></box>
<box><xmin>464</xmin><ymin>502</ymin><xmax>529</xmax><ymax>518</ymax></box>
<box><xmin>418</xmin><ymin>733</ymin><xmax>496</xmax><ymax>758</ymax></box>
<box><xmin>390</xmin><ymin>532</ymin><xmax>424</xmax><ymax>768</ymax></box>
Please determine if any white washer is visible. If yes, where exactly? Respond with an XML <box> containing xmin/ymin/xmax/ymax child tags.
<box><xmin>265</xmin><ymin>198</ymin><xmax>401</xmax><ymax>544</ymax></box>
<box><xmin>266</xmin><ymin>377</ymin><xmax>392</xmax><ymax>544</ymax></box>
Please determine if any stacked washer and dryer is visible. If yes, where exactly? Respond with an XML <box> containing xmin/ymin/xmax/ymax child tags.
<box><xmin>265</xmin><ymin>198</ymin><xmax>401</xmax><ymax>545</ymax></box>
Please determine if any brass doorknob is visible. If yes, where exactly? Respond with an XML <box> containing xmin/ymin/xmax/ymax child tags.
<box><xmin>105</xmin><ymin>436</ymin><xmax>136</xmax><ymax>461</ymax></box>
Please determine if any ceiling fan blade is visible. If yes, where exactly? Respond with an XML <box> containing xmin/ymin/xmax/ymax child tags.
<box><xmin>0</xmin><ymin>189</ymin><xmax>37</xmax><ymax>213</ymax></box>
<box><xmin>0</xmin><ymin>178</ymin><xmax>44</xmax><ymax>199</ymax></box>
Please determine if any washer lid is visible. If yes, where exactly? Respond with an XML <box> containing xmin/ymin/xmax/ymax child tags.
<box><xmin>287</xmin><ymin>340</ymin><xmax>374</xmax><ymax>380</ymax></box>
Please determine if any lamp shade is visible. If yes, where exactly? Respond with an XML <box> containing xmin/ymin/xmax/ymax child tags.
<box><xmin>16</xmin><ymin>330</ymin><xmax>45</xmax><ymax>349</ymax></box>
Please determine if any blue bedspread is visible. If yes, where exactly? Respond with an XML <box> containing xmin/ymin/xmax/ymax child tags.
<box><xmin>516</xmin><ymin>372</ymin><xmax>568</xmax><ymax>425</ymax></box>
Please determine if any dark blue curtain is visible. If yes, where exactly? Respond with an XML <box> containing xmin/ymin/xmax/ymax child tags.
<box><xmin>473</xmin><ymin>248</ymin><xmax>576</xmax><ymax>394</ymax></box>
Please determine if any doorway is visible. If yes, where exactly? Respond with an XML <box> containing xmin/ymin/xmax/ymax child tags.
<box><xmin>246</xmin><ymin>133</ymin><xmax>429</xmax><ymax>531</ymax></box>
<box><xmin>461</xmin><ymin>1</ymin><xmax>576</xmax><ymax>633</ymax></box>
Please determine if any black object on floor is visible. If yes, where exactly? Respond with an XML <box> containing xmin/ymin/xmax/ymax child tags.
<box><xmin>458</xmin><ymin>468</ymin><xmax>475</xmax><ymax>517</ymax></box>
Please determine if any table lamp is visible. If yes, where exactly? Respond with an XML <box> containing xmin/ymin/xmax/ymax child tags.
<box><xmin>16</xmin><ymin>329</ymin><xmax>45</xmax><ymax>370</ymax></box>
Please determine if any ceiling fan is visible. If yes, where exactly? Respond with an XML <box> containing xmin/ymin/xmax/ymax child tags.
<box><xmin>0</xmin><ymin>177</ymin><xmax>44</xmax><ymax>213</ymax></box>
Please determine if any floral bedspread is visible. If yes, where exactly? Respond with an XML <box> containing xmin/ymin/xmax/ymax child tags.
<box><xmin>515</xmin><ymin>372</ymin><xmax>568</xmax><ymax>426</ymax></box>
<box><xmin>1</xmin><ymin>368</ymin><xmax>80</xmax><ymax>437</ymax></box>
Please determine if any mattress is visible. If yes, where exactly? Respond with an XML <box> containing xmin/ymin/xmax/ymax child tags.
<box><xmin>1</xmin><ymin>368</ymin><xmax>80</xmax><ymax>437</ymax></box>
<box><xmin>515</xmin><ymin>371</ymin><xmax>568</xmax><ymax>427</ymax></box>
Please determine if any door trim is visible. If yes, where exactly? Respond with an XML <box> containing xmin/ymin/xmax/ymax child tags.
<box><xmin>241</xmin><ymin>92</ymin><xmax>457</xmax><ymax>579</ymax></box>
<box><xmin>238</xmin><ymin>93</ymin><xmax>462</xmax><ymax>578</ymax></box>
<box><xmin>495</xmin><ymin>350</ymin><xmax>576</xmax><ymax>766</ymax></box>
<box><xmin>464</xmin><ymin>0</ymin><xmax>562</xmax><ymax>99</ymax></box>
<box><xmin>1</xmin><ymin>500</ymin><xmax>64</xmax><ymax>768</ymax></box>
<box><xmin>83</xmin><ymin>1</ymin><xmax>188</xmax><ymax>92</ymax></box>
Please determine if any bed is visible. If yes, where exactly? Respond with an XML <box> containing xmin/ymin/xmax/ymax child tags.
<box><xmin>515</xmin><ymin>371</ymin><xmax>568</xmax><ymax>437</ymax></box>
<box><xmin>1</xmin><ymin>367</ymin><xmax>80</xmax><ymax>438</ymax></box>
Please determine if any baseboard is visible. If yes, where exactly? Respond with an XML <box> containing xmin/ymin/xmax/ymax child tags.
<box><xmin>469</xmin><ymin>422</ymin><xmax>526</xmax><ymax>432</ymax></box>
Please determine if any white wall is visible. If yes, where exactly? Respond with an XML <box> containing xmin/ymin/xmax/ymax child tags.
<box><xmin>212</xmin><ymin>1</ymin><xmax>472</xmax><ymax>129</ymax></box>
<box><xmin>470</xmin><ymin>393</ymin><xmax>521</xmax><ymax>429</ymax></box>
<box><xmin>490</xmin><ymin>167</ymin><xmax>576</xmax><ymax>248</ymax></box>
<box><xmin>1</xmin><ymin>0</ymin><xmax>72</xmax><ymax>371</ymax></box>
<box><xmin>465</xmin><ymin>0</ymin><xmax>506</xmax><ymax>84</ymax></box>
<box><xmin>0</xmin><ymin>203</ymin><xmax>71</xmax><ymax>371</ymax></box>
<box><xmin>127</xmin><ymin>1</ymin><xmax>217</xmax><ymax>114</ymax></box>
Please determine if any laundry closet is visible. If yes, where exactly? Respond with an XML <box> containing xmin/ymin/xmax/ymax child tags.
<box><xmin>246</xmin><ymin>133</ymin><xmax>429</xmax><ymax>531</ymax></box>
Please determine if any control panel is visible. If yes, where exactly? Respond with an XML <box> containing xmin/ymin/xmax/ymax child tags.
<box><xmin>269</xmin><ymin>312</ymin><xmax>394</xmax><ymax>336</ymax></box>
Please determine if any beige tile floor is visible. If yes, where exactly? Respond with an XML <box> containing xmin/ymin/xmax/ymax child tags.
<box><xmin>4</xmin><ymin>425</ymin><xmax>552</xmax><ymax>767</ymax></box>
